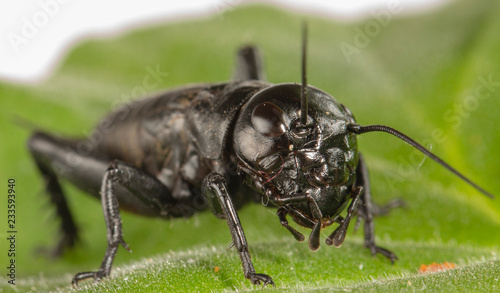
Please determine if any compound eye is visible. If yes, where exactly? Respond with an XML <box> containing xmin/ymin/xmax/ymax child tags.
<box><xmin>251</xmin><ymin>102</ymin><xmax>287</xmax><ymax>137</ymax></box>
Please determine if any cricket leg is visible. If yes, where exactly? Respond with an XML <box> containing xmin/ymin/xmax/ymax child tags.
<box><xmin>28</xmin><ymin>131</ymin><xmax>96</xmax><ymax>256</ymax></box>
<box><xmin>356</xmin><ymin>154</ymin><xmax>398</xmax><ymax>263</ymax></box>
<box><xmin>71</xmin><ymin>160</ymin><xmax>181</xmax><ymax>285</ymax></box>
<box><xmin>232</xmin><ymin>45</ymin><xmax>266</xmax><ymax>81</ymax></box>
<box><xmin>202</xmin><ymin>172</ymin><xmax>274</xmax><ymax>286</ymax></box>
<box><xmin>325</xmin><ymin>186</ymin><xmax>363</xmax><ymax>248</ymax></box>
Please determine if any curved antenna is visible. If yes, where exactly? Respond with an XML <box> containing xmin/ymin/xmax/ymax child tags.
<box><xmin>347</xmin><ymin>124</ymin><xmax>494</xmax><ymax>199</ymax></box>
<box><xmin>300</xmin><ymin>21</ymin><xmax>308</xmax><ymax>126</ymax></box>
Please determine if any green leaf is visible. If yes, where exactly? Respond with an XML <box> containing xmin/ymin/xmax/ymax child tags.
<box><xmin>1</xmin><ymin>0</ymin><xmax>499</xmax><ymax>292</ymax></box>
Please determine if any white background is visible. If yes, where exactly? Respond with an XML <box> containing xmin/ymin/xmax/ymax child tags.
<box><xmin>0</xmin><ymin>0</ymin><xmax>451</xmax><ymax>83</ymax></box>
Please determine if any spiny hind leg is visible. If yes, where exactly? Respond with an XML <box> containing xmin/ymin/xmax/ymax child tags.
<box><xmin>28</xmin><ymin>131</ymin><xmax>100</xmax><ymax>256</ymax></box>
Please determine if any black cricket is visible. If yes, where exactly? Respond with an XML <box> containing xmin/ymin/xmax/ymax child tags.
<box><xmin>28</xmin><ymin>25</ymin><xmax>494</xmax><ymax>286</ymax></box>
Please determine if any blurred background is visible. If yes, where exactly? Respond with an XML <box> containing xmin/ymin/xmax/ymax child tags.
<box><xmin>1</xmin><ymin>0</ymin><xmax>452</xmax><ymax>82</ymax></box>
<box><xmin>0</xmin><ymin>0</ymin><xmax>499</xmax><ymax>291</ymax></box>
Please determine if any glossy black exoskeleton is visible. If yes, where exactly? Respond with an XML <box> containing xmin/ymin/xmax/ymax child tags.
<box><xmin>27</xmin><ymin>25</ymin><xmax>493</xmax><ymax>286</ymax></box>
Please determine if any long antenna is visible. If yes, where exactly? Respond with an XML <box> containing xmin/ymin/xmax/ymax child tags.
<box><xmin>347</xmin><ymin>124</ymin><xmax>494</xmax><ymax>199</ymax></box>
<box><xmin>300</xmin><ymin>21</ymin><xmax>308</xmax><ymax>126</ymax></box>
